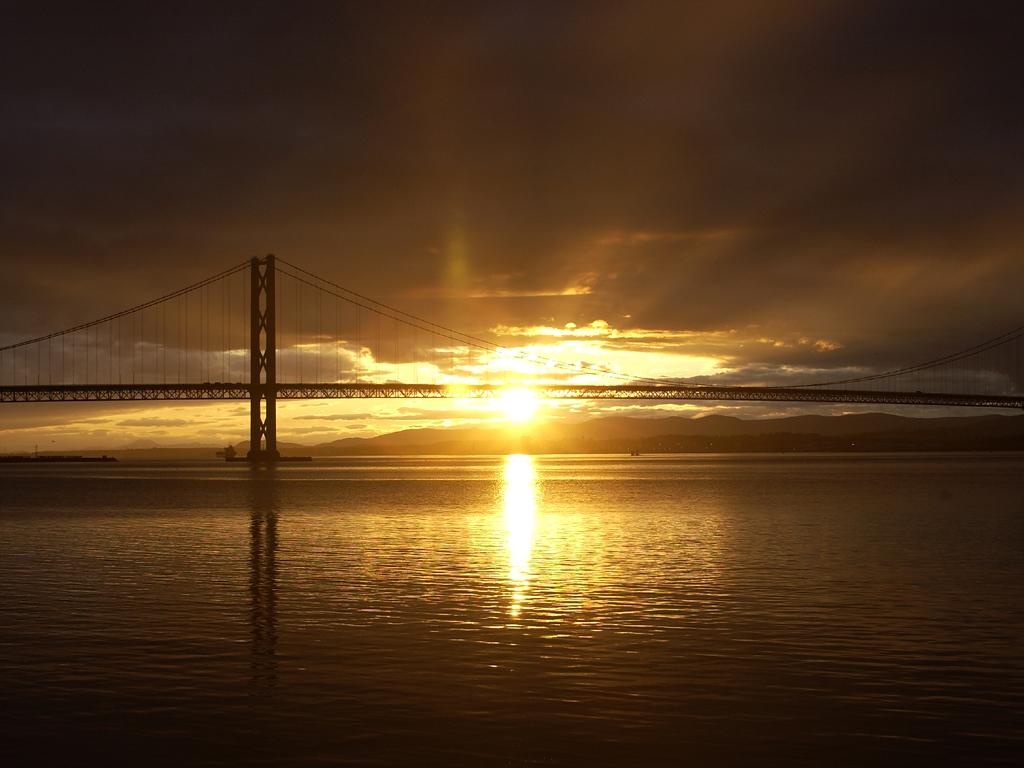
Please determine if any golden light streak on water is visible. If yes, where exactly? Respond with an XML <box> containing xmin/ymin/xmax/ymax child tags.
<box><xmin>502</xmin><ymin>454</ymin><xmax>537</xmax><ymax>617</ymax></box>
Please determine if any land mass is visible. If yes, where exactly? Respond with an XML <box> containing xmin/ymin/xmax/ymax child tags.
<box><xmin>19</xmin><ymin>412</ymin><xmax>1024</xmax><ymax>460</ymax></box>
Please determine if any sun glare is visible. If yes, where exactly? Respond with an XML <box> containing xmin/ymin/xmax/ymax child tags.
<box><xmin>500</xmin><ymin>389</ymin><xmax>538</xmax><ymax>422</ymax></box>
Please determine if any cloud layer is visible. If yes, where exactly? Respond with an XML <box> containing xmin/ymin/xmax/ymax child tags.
<box><xmin>2</xmin><ymin>2</ymin><xmax>1022</xmax><ymax>446</ymax></box>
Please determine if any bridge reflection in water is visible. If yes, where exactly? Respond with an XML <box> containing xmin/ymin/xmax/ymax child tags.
<box><xmin>248</xmin><ymin>472</ymin><xmax>278</xmax><ymax>691</ymax></box>
<box><xmin>503</xmin><ymin>454</ymin><xmax>538</xmax><ymax>618</ymax></box>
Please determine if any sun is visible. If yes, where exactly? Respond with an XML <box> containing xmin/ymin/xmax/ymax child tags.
<box><xmin>500</xmin><ymin>389</ymin><xmax>538</xmax><ymax>423</ymax></box>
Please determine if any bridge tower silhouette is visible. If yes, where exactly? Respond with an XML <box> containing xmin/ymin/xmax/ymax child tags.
<box><xmin>249</xmin><ymin>255</ymin><xmax>278</xmax><ymax>462</ymax></box>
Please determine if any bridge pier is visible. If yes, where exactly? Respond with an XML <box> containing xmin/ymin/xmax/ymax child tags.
<box><xmin>247</xmin><ymin>254</ymin><xmax>279</xmax><ymax>462</ymax></box>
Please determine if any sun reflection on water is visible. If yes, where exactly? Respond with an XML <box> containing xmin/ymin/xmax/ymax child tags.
<box><xmin>502</xmin><ymin>454</ymin><xmax>537</xmax><ymax>617</ymax></box>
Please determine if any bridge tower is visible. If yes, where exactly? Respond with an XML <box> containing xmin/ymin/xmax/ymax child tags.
<box><xmin>248</xmin><ymin>254</ymin><xmax>279</xmax><ymax>462</ymax></box>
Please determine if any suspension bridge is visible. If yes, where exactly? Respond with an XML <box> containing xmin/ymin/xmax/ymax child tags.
<box><xmin>1</xmin><ymin>255</ymin><xmax>1022</xmax><ymax>461</ymax></box>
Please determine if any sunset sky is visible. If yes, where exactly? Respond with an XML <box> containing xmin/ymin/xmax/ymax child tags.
<box><xmin>2</xmin><ymin>2</ymin><xmax>1022</xmax><ymax>450</ymax></box>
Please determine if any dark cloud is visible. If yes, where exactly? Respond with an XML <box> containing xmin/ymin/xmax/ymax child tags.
<box><xmin>2</xmin><ymin>0</ymin><xmax>1022</xmax><ymax>376</ymax></box>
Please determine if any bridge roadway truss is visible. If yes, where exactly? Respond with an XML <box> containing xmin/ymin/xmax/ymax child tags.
<box><xmin>2</xmin><ymin>382</ymin><xmax>1022</xmax><ymax>409</ymax></box>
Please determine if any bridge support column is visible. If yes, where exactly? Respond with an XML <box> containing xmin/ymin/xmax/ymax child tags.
<box><xmin>247</xmin><ymin>254</ymin><xmax>279</xmax><ymax>462</ymax></box>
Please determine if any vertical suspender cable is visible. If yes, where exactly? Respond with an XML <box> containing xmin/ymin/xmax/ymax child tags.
<box><xmin>202</xmin><ymin>285</ymin><xmax>205</xmax><ymax>382</ymax></box>
<box><xmin>222</xmin><ymin>277</ymin><xmax>225</xmax><ymax>382</ymax></box>
<box><xmin>228</xmin><ymin>274</ymin><xmax>232</xmax><ymax>382</ymax></box>
<box><xmin>316</xmin><ymin>287</ymin><xmax>321</xmax><ymax>384</ymax></box>
<box><xmin>243</xmin><ymin>268</ymin><xmax>246</xmax><ymax>384</ymax></box>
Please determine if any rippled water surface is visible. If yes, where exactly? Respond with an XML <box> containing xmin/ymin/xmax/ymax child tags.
<box><xmin>2</xmin><ymin>454</ymin><xmax>1022</xmax><ymax>766</ymax></box>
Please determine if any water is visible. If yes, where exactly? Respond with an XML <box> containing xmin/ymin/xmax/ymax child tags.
<box><xmin>1</xmin><ymin>454</ymin><xmax>1022</xmax><ymax>766</ymax></box>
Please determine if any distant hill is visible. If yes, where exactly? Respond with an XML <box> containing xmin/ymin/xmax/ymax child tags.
<box><xmin>526</xmin><ymin>412</ymin><xmax>1023</xmax><ymax>439</ymax></box>
<box><xmin>307</xmin><ymin>413</ymin><xmax>1024</xmax><ymax>455</ymax></box>
<box><xmin>48</xmin><ymin>413</ymin><xmax>1024</xmax><ymax>460</ymax></box>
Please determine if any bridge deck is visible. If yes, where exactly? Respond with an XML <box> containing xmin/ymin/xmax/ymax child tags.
<box><xmin>1</xmin><ymin>383</ymin><xmax>1021</xmax><ymax>409</ymax></box>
